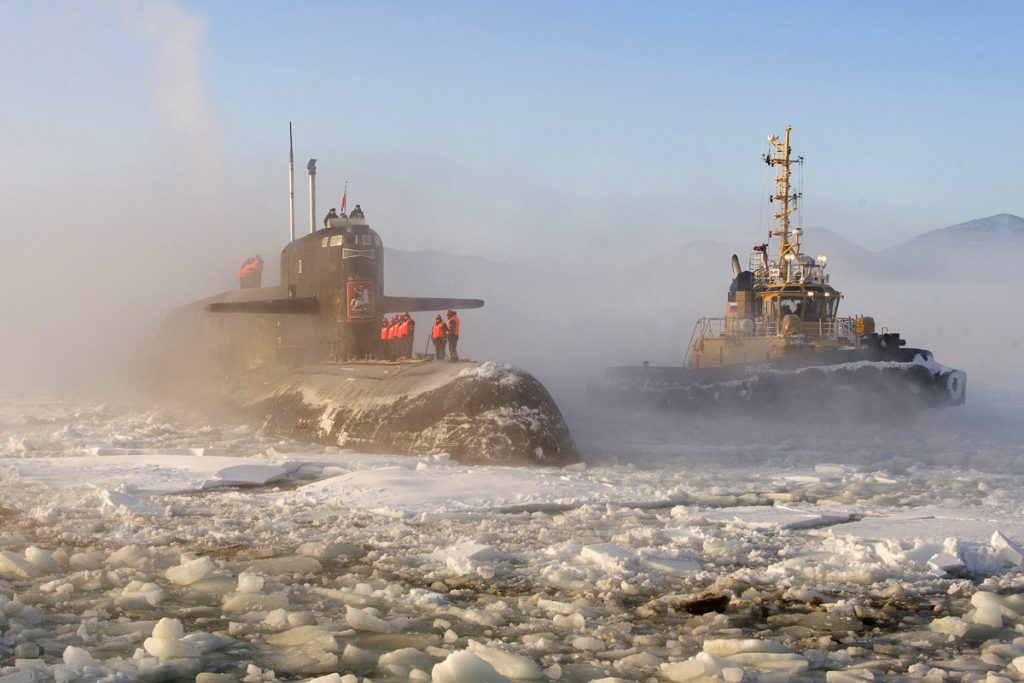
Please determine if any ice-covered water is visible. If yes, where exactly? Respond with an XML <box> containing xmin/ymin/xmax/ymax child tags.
<box><xmin>1</xmin><ymin>391</ymin><xmax>1024</xmax><ymax>682</ymax></box>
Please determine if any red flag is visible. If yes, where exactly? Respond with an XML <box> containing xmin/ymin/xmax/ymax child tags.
<box><xmin>340</xmin><ymin>181</ymin><xmax>348</xmax><ymax>213</ymax></box>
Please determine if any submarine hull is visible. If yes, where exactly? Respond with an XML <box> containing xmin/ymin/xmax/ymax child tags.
<box><xmin>605</xmin><ymin>348</ymin><xmax>966</xmax><ymax>415</ymax></box>
<box><xmin>152</xmin><ymin>294</ymin><xmax>580</xmax><ymax>467</ymax></box>
<box><xmin>227</xmin><ymin>361</ymin><xmax>579</xmax><ymax>466</ymax></box>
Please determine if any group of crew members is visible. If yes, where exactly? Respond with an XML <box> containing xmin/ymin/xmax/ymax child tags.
<box><xmin>380</xmin><ymin>313</ymin><xmax>416</xmax><ymax>361</ymax></box>
<box><xmin>238</xmin><ymin>255</ymin><xmax>263</xmax><ymax>289</ymax></box>
<box><xmin>380</xmin><ymin>309</ymin><xmax>461</xmax><ymax>362</ymax></box>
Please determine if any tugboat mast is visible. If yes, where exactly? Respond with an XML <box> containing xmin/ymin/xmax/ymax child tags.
<box><xmin>766</xmin><ymin>126</ymin><xmax>803</xmax><ymax>281</ymax></box>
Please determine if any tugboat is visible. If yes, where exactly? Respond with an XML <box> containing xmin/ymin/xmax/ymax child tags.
<box><xmin>151</xmin><ymin>127</ymin><xmax>579</xmax><ymax>466</ymax></box>
<box><xmin>606</xmin><ymin>126</ymin><xmax>966</xmax><ymax>412</ymax></box>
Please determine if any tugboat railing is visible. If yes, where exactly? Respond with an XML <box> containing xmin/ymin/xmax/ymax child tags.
<box><xmin>691</xmin><ymin>316</ymin><xmax>861</xmax><ymax>344</ymax></box>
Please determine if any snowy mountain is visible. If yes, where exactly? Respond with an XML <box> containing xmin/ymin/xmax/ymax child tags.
<box><xmin>895</xmin><ymin>213</ymin><xmax>1024</xmax><ymax>247</ymax></box>
<box><xmin>881</xmin><ymin>213</ymin><xmax>1024</xmax><ymax>277</ymax></box>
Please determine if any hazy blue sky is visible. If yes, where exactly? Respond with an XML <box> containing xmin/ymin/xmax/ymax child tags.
<box><xmin>2</xmin><ymin>0</ymin><xmax>1023</xmax><ymax>296</ymax></box>
<box><xmin>3</xmin><ymin>1</ymin><xmax>1022</xmax><ymax>272</ymax></box>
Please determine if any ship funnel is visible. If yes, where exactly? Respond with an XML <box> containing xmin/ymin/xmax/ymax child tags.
<box><xmin>307</xmin><ymin>158</ymin><xmax>317</xmax><ymax>234</ymax></box>
<box><xmin>731</xmin><ymin>254</ymin><xmax>742</xmax><ymax>278</ymax></box>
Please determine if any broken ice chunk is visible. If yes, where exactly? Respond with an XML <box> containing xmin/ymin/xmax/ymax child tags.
<box><xmin>703</xmin><ymin>639</ymin><xmax>793</xmax><ymax>657</ymax></box>
<box><xmin>152</xmin><ymin>617</ymin><xmax>184</xmax><ymax>639</ymax></box>
<box><xmin>992</xmin><ymin>531</ymin><xmax>1024</xmax><ymax>567</ymax></box>
<box><xmin>222</xmin><ymin>591</ymin><xmax>289</xmax><ymax>612</ymax></box>
<box><xmin>62</xmin><ymin>645</ymin><xmax>95</xmax><ymax>670</ymax></box>
<box><xmin>265</xmin><ymin>625</ymin><xmax>337</xmax><ymax>651</ymax></box>
<box><xmin>376</xmin><ymin>648</ymin><xmax>440</xmax><ymax>678</ymax></box>
<box><xmin>0</xmin><ymin>551</ymin><xmax>41</xmax><ymax>579</ymax></box>
<box><xmin>345</xmin><ymin>605</ymin><xmax>396</xmax><ymax>633</ymax></box>
<box><xmin>572</xmin><ymin>636</ymin><xmax>606</xmax><ymax>652</ymax></box>
<box><xmin>928</xmin><ymin>552</ymin><xmax>965</xmax><ymax>576</ymax></box>
<box><xmin>244</xmin><ymin>555</ymin><xmax>322</xmax><ymax>575</ymax></box>
<box><xmin>340</xmin><ymin>643</ymin><xmax>380</xmax><ymax>673</ymax></box>
<box><xmin>466</xmin><ymin>640</ymin><xmax>542</xmax><ymax>679</ymax></box>
<box><xmin>431</xmin><ymin>650</ymin><xmax>512</xmax><ymax>683</ymax></box>
<box><xmin>143</xmin><ymin>637</ymin><xmax>202</xmax><ymax>659</ymax></box>
<box><xmin>580</xmin><ymin>543</ymin><xmax>635</xmax><ymax>574</ymax></box>
<box><xmin>237</xmin><ymin>572</ymin><xmax>265</xmax><ymax>594</ymax></box>
<box><xmin>105</xmin><ymin>544</ymin><xmax>151</xmax><ymax>568</ymax></box>
<box><xmin>24</xmin><ymin>546</ymin><xmax>60</xmax><ymax>573</ymax></box>
<box><xmin>165</xmin><ymin>556</ymin><xmax>216</xmax><ymax>586</ymax></box>
<box><xmin>430</xmin><ymin>542</ymin><xmax>499</xmax><ymax>575</ymax></box>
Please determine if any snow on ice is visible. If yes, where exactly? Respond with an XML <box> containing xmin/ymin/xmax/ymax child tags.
<box><xmin>2</xmin><ymin>394</ymin><xmax>1024</xmax><ymax>681</ymax></box>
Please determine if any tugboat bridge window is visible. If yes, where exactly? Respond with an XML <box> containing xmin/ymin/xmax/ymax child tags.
<box><xmin>780</xmin><ymin>296</ymin><xmax>803</xmax><ymax>317</ymax></box>
<box><xmin>361</xmin><ymin>235</ymin><xmax>373</xmax><ymax>245</ymax></box>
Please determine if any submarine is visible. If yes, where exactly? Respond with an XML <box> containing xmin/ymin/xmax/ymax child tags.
<box><xmin>605</xmin><ymin>126</ymin><xmax>966</xmax><ymax>414</ymax></box>
<box><xmin>152</xmin><ymin>129</ymin><xmax>579</xmax><ymax>466</ymax></box>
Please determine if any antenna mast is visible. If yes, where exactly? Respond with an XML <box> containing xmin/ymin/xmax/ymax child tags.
<box><xmin>288</xmin><ymin>122</ymin><xmax>296</xmax><ymax>242</ymax></box>
<box><xmin>766</xmin><ymin>126</ymin><xmax>803</xmax><ymax>280</ymax></box>
<box><xmin>307</xmin><ymin>158</ymin><xmax>317</xmax><ymax>235</ymax></box>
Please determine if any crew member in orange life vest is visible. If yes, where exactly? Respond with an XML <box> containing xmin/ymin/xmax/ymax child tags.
<box><xmin>396</xmin><ymin>314</ymin><xmax>409</xmax><ymax>359</ymax></box>
<box><xmin>392</xmin><ymin>315</ymin><xmax>402</xmax><ymax>361</ymax></box>
<box><xmin>386</xmin><ymin>315</ymin><xmax>399</xmax><ymax>361</ymax></box>
<box><xmin>445</xmin><ymin>309</ymin><xmax>460</xmax><ymax>362</ymax></box>
<box><xmin>379</xmin><ymin>317</ymin><xmax>388</xmax><ymax>359</ymax></box>
<box><xmin>431</xmin><ymin>315</ymin><xmax>448</xmax><ymax>360</ymax></box>
<box><xmin>402</xmin><ymin>313</ymin><xmax>415</xmax><ymax>359</ymax></box>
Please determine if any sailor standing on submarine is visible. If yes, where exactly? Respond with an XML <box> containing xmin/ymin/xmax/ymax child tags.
<box><xmin>446</xmin><ymin>310</ymin><xmax>460</xmax><ymax>362</ymax></box>
<box><xmin>432</xmin><ymin>315</ymin><xmax>448</xmax><ymax>360</ymax></box>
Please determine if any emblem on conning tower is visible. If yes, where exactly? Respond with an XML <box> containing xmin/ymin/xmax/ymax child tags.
<box><xmin>347</xmin><ymin>281</ymin><xmax>374</xmax><ymax>319</ymax></box>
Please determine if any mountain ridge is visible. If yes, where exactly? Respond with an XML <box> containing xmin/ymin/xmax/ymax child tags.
<box><xmin>390</xmin><ymin>213</ymin><xmax>1024</xmax><ymax>279</ymax></box>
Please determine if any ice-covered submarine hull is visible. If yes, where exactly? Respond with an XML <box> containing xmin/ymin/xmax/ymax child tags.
<box><xmin>226</xmin><ymin>361</ymin><xmax>577</xmax><ymax>465</ymax></box>
<box><xmin>154</xmin><ymin>296</ymin><xmax>580</xmax><ymax>466</ymax></box>
<box><xmin>152</xmin><ymin>210</ymin><xmax>579</xmax><ymax>466</ymax></box>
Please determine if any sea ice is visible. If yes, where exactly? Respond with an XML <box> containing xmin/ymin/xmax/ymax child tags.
<box><xmin>206</xmin><ymin>463</ymin><xmax>291</xmax><ymax>487</ymax></box>
<box><xmin>143</xmin><ymin>636</ymin><xmax>202</xmax><ymax>658</ymax></box>
<box><xmin>340</xmin><ymin>643</ymin><xmax>380</xmax><ymax>673</ymax></box>
<box><xmin>466</xmin><ymin>640</ymin><xmax>543</xmax><ymax>679</ymax></box>
<box><xmin>243</xmin><ymin>555</ymin><xmax>322</xmax><ymax>574</ymax></box>
<box><xmin>376</xmin><ymin>647</ymin><xmax>440</xmax><ymax>678</ymax></box>
<box><xmin>61</xmin><ymin>645</ymin><xmax>94</xmax><ymax>669</ymax></box>
<box><xmin>105</xmin><ymin>544</ymin><xmax>151</xmax><ymax>567</ymax></box>
<box><xmin>296</xmin><ymin>540</ymin><xmax>362</xmax><ymax>561</ymax></box>
<box><xmin>222</xmin><ymin>591</ymin><xmax>289</xmax><ymax>612</ymax></box>
<box><xmin>23</xmin><ymin>546</ymin><xmax>59</xmax><ymax>573</ymax></box>
<box><xmin>0</xmin><ymin>551</ymin><xmax>40</xmax><ymax>579</ymax></box>
<box><xmin>431</xmin><ymin>650</ymin><xmax>511</xmax><ymax>683</ymax></box>
<box><xmin>580</xmin><ymin>543</ymin><xmax>635</xmax><ymax>573</ymax></box>
<box><xmin>165</xmin><ymin>555</ymin><xmax>216</xmax><ymax>585</ymax></box>
<box><xmin>237</xmin><ymin>571</ymin><xmax>265</xmax><ymax>593</ymax></box>
<box><xmin>992</xmin><ymin>531</ymin><xmax>1024</xmax><ymax>567</ymax></box>
<box><xmin>152</xmin><ymin>617</ymin><xmax>184</xmax><ymax>639</ymax></box>
<box><xmin>346</xmin><ymin>604</ymin><xmax>396</xmax><ymax>633</ymax></box>
<box><xmin>265</xmin><ymin>625</ymin><xmax>337</xmax><ymax>651</ymax></box>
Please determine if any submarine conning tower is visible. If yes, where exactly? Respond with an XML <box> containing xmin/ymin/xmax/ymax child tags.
<box><xmin>280</xmin><ymin>207</ymin><xmax>384</xmax><ymax>360</ymax></box>
<box><xmin>268</xmin><ymin>202</ymin><xmax>484</xmax><ymax>362</ymax></box>
<box><xmin>203</xmin><ymin>142</ymin><xmax>484</xmax><ymax>365</ymax></box>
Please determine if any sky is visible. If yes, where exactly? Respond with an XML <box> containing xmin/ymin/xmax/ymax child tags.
<box><xmin>0</xmin><ymin>0</ymin><xmax>1022</xmax><ymax>388</ymax></box>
